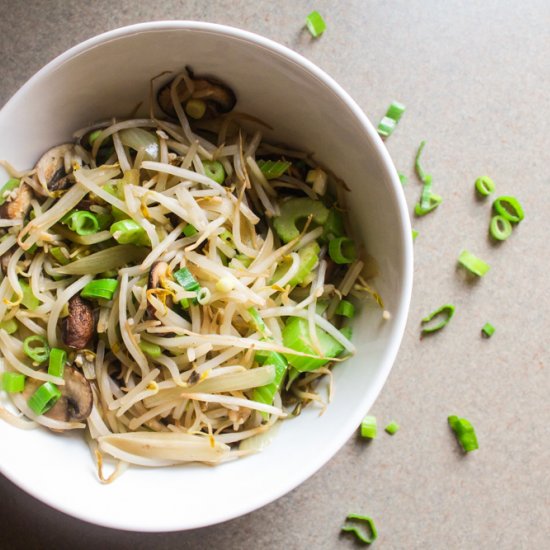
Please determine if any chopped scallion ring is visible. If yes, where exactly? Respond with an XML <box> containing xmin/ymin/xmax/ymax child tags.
<box><xmin>47</xmin><ymin>347</ymin><xmax>67</xmax><ymax>378</ymax></box>
<box><xmin>335</xmin><ymin>299</ymin><xmax>355</xmax><ymax>318</ymax></box>
<box><xmin>481</xmin><ymin>322</ymin><xmax>495</xmax><ymax>338</ymax></box>
<box><xmin>1</xmin><ymin>372</ymin><xmax>26</xmax><ymax>393</ymax></box>
<box><xmin>341</xmin><ymin>514</ymin><xmax>378</xmax><ymax>544</ymax></box>
<box><xmin>377</xmin><ymin>101</ymin><xmax>406</xmax><ymax>138</ymax></box>
<box><xmin>415</xmin><ymin>192</ymin><xmax>442</xmax><ymax>216</ymax></box>
<box><xmin>27</xmin><ymin>382</ymin><xmax>61</xmax><ymax>416</ymax></box>
<box><xmin>0</xmin><ymin>318</ymin><xmax>18</xmax><ymax>334</ymax></box>
<box><xmin>174</xmin><ymin>268</ymin><xmax>200</xmax><ymax>292</ymax></box>
<box><xmin>203</xmin><ymin>160</ymin><xmax>226</xmax><ymax>184</ymax></box>
<box><xmin>458</xmin><ymin>250</ymin><xmax>490</xmax><ymax>277</ymax></box>
<box><xmin>197</xmin><ymin>287</ymin><xmax>211</xmax><ymax>305</ymax></box>
<box><xmin>110</xmin><ymin>219</ymin><xmax>149</xmax><ymax>246</ymax></box>
<box><xmin>23</xmin><ymin>335</ymin><xmax>50</xmax><ymax>364</ymax></box>
<box><xmin>385</xmin><ymin>421</ymin><xmax>400</xmax><ymax>435</ymax></box>
<box><xmin>421</xmin><ymin>304</ymin><xmax>455</xmax><ymax>334</ymax></box>
<box><xmin>81</xmin><ymin>278</ymin><xmax>119</xmax><ymax>300</ymax></box>
<box><xmin>489</xmin><ymin>215</ymin><xmax>512</xmax><ymax>241</ymax></box>
<box><xmin>247</xmin><ymin>307</ymin><xmax>271</xmax><ymax>338</ymax></box>
<box><xmin>448</xmin><ymin>415</ymin><xmax>479</xmax><ymax>452</ymax></box>
<box><xmin>475</xmin><ymin>176</ymin><xmax>495</xmax><ymax>197</ymax></box>
<box><xmin>329</xmin><ymin>237</ymin><xmax>356</xmax><ymax>264</ymax></box>
<box><xmin>63</xmin><ymin>210</ymin><xmax>100</xmax><ymax>235</ymax></box>
<box><xmin>360</xmin><ymin>415</ymin><xmax>377</xmax><ymax>439</ymax></box>
<box><xmin>139</xmin><ymin>340</ymin><xmax>162</xmax><ymax>358</ymax></box>
<box><xmin>377</xmin><ymin>116</ymin><xmax>396</xmax><ymax>138</ymax></box>
<box><xmin>492</xmin><ymin>196</ymin><xmax>524</xmax><ymax>223</ymax></box>
<box><xmin>258</xmin><ymin>159</ymin><xmax>292</xmax><ymax>180</ymax></box>
<box><xmin>305</xmin><ymin>11</ymin><xmax>326</xmax><ymax>37</ymax></box>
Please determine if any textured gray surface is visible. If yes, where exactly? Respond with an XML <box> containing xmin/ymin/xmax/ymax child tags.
<box><xmin>1</xmin><ymin>1</ymin><xmax>549</xmax><ymax>548</ymax></box>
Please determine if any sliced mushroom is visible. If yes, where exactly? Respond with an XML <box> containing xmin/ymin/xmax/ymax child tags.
<box><xmin>61</xmin><ymin>294</ymin><xmax>95</xmax><ymax>349</ymax></box>
<box><xmin>158</xmin><ymin>70</ymin><xmax>236</xmax><ymax>118</ymax></box>
<box><xmin>23</xmin><ymin>366</ymin><xmax>93</xmax><ymax>425</ymax></box>
<box><xmin>0</xmin><ymin>183</ymin><xmax>33</xmax><ymax>220</ymax></box>
<box><xmin>147</xmin><ymin>261</ymin><xmax>169</xmax><ymax>317</ymax></box>
<box><xmin>35</xmin><ymin>143</ymin><xmax>76</xmax><ymax>194</ymax></box>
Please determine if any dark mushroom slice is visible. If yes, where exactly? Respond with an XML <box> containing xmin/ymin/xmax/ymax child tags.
<box><xmin>23</xmin><ymin>366</ymin><xmax>93</xmax><ymax>425</ymax></box>
<box><xmin>158</xmin><ymin>72</ymin><xmax>236</xmax><ymax>118</ymax></box>
<box><xmin>0</xmin><ymin>183</ymin><xmax>33</xmax><ymax>220</ymax></box>
<box><xmin>35</xmin><ymin>143</ymin><xmax>77</xmax><ymax>194</ymax></box>
<box><xmin>147</xmin><ymin>261</ymin><xmax>170</xmax><ymax>317</ymax></box>
<box><xmin>61</xmin><ymin>294</ymin><xmax>95</xmax><ymax>349</ymax></box>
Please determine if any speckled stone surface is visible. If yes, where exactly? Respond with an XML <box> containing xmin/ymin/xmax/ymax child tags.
<box><xmin>1</xmin><ymin>1</ymin><xmax>549</xmax><ymax>548</ymax></box>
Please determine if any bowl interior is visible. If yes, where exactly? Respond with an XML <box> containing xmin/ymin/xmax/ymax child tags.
<box><xmin>0</xmin><ymin>22</ymin><xmax>412</xmax><ymax>531</ymax></box>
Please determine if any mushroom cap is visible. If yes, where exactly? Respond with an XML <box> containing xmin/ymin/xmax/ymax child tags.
<box><xmin>0</xmin><ymin>183</ymin><xmax>33</xmax><ymax>220</ymax></box>
<box><xmin>35</xmin><ymin>143</ymin><xmax>76</xmax><ymax>194</ymax></box>
<box><xmin>61</xmin><ymin>294</ymin><xmax>95</xmax><ymax>349</ymax></box>
<box><xmin>23</xmin><ymin>366</ymin><xmax>93</xmax><ymax>424</ymax></box>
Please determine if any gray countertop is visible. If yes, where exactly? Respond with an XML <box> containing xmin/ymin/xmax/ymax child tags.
<box><xmin>1</xmin><ymin>1</ymin><xmax>549</xmax><ymax>548</ymax></box>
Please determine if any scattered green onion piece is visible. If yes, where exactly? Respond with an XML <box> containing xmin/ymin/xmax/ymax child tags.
<box><xmin>49</xmin><ymin>246</ymin><xmax>70</xmax><ymax>265</ymax></box>
<box><xmin>139</xmin><ymin>340</ymin><xmax>162</xmax><ymax>358</ymax></box>
<box><xmin>196</xmin><ymin>287</ymin><xmax>211</xmax><ymax>305</ymax></box>
<box><xmin>185</xmin><ymin>98</ymin><xmax>207</xmax><ymax>120</ymax></box>
<box><xmin>322</xmin><ymin>209</ymin><xmax>345</xmax><ymax>241</ymax></box>
<box><xmin>27</xmin><ymin>382</ymin><xmax>61</xmax><ymax>416</ymax></box>
<box><xmin>377</xmin><ymin>116</ymin><xmax>396</xmax><ymax>138</ymax></box>
<box><xmin>183</xmin><ymin>223</ymin><xmax>198</xmax><ymax>237</ymax></box>
<box><xmin>19</xmin><ymin>279</ymin><xmax>40</xmax><ymax>311</ymax></box>
<box><xmin>386</xmin><ymin>101</ymin><xmax>406</xmax><ymax>122</ymax></box>
<box><xmin>203</xmin><ymin>160</ymin><xmax>226</xmax><ymax>184</ymax></box>
<box><xmin>377</xmin><ymin>101</ymin><xmax>406</xmax><ymax>137</ymax></box>
<box><xmin>458</xmin><ymin>250</ymin><xmax>490</xmax><ymax>277</ymax></box>
<box><xmin>385</xmin><ymin>421</ymin><xmax>400</xmax><ymax>435</ymax></box>
<box><xmin>412</xmin><ymin>229</ymin><xmax>419</xmax><ymax>241</ymax></box>
<box><xmin>110</xmin><ymin>219</ymin><xmax>149</xmax><ymax>246</ymax></box>
<box><xmin>257</xmin><ymin>159</ymin><xmax>292</xmax><ymax>180</ymax></box>
<box><xmin>415</xmin><ymin>192</ymin><xmax>442</xmax><ymax>216</ymax></box>
<box><xmin>179</xmin><ymin>298</ymin><xmax>190</xmax><ymax>310</ymax></box>
<box><xmin>448</xmin><ymin>415</ymin><xmax>479</xmax><ymax>452</ymax></box>
<box><xmin>329</xmin><ymin>237</ymin><xmax>356</xmax><ymax>264</ymax></box>
<box><xmin>233</xmin><ymin>254</ymin><xmax>252</xmax><ymax>268</ymax></box>
<box><xmin>421</xmin><ymin>304</ymin><xmax>455</xmax><ymax>334</ymax></box>
<box><xmin>335</xmin><ymin>299</ymin><xmax>355</xmax><ymax>318</ymax></box>
<box><xmin>420</xmin><ymin>174</ymin><xmax>433</xmax><ymax>209</ymax></box>
<box><xmin>398</xmin><ymin>173</ymin><xmax>408</xmax><ymax>186</ymax></box>
<box><xmin>481</xmin><ymin>322</ymin><xmax>495</xmax><ymax>338</ymax></box>
<box><xmin>0</xmin><ymin>178</ymin><xmax>20</xmax><ymax>206</ymax></box>
<box><xmin>492</xmin><ymin>195</ymin><xmax>524</xmax><ymax>223</ymax></box>
<box><xmin>63</xmin><ymin>210</ymin><xmax>100</xmax><ymax>235</ymax></box>
<box><xmin>1</xmin><ymin>372</ymin><xmax>26</xmax><ymax>393</ymax></box>
<box><xmin>47</xmin><ymin>348</ymin><xmax>67</xmax><ymax>378</ymax></box>
<box><xmin>173</xmin><ymin>268</ymin><xmax>200</xmax><ymax>292</ymax></box>
<box><xmin>415</xmin><ymin>140</ymin><xmax>429</xmax><ymax>181</ymax></box>
<box><xmin>88</xmin><ymin>129</ymin><xmax>102</xmax><ymax>146</ymax></box>
<box><xmin>252</xmin><ymin>351</ymin><xmax>288</xmax><ymax>413</ymax></box>
<box><xmin>305</xmin><ymin>10</ymin><xmax>326</xmax><ymax>37</ymax></box>
<box><xmin>248</xmin><ymin>307</ymin><xmax>271</xmax><ymax>337</ymax></box>
<box><xmin>23</xmin><ymin>335</ymin><xmax>50</xmax><ymax>364</ymax></box>
<box><xmin>341</xmin><ymin>514</ymin><xmax>378</xmax><ymax>545</ymax></box>
<box><xmin>489</xmin><ymin>215</ymin><xmax>512</xmax><ymax>241</ymax></box>
<box><xmin>81</xmin><ymin>278</ymin><xmax>119</xmax><ymax>300</ymax></box>
<box><xmin>0</xmin><ymin>319</ymin><xmax>18</xmax><ymax>334</ymax></box>
<box><xmin>360</xmin><ymin>415</ymin><xmax>377</xmax><ymax>439</ymax></box>
<box><xmin>475</xmin><ymin>176</ymin><xmax>495</xmax><ymax>197</ymax></box>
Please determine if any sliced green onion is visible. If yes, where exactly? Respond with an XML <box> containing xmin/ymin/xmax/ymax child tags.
<box><xmin>173</xmin><ymin>268</ymin><xmax>200</xmax><ymax>292</ymax></box>
<box><xmin>421</xmin><ymin>304</ymin><xmax>455</xmax><ymax>334</ymax></box>
<box><xmin>458</xmin><ymin>250</ymin><xmax>490</xmax><ymax>277</ymax></box>
<box><xmin>1</xmin><ymin>372</ymin><xmax>26</xmax><ymax>393</ymax></box>
<box><xmin>386</xmin><ymin>101</ymin><xmax>406</xmax><ymax>122</ymax></box>
<box><xmin>489</xmin><ymin>215</ymin><xmax>512</xmax><ymax>241</ymax></box>
<box><xmin>335</xmin><ymin>299</ymin><xmax>355</xmax><ymax>318</ymax></box>
<box><xmin>27</xmin><ymin>382</ymin><xmax>61</xmax><ymax>416</ymax></box>
<box><xmin>492</xmin><ymin>195</ymin><xmax>524</xmax><ymax>223</ymax></box>
<box><xmin>448</xmin><ymin>415</ymin><xmax>478</xmax><ymax>452</ymax></box>
<box><xmin>398</xmin><ymin>173</ymin><xmax>408</xmax><ymax>186</ymax></box>
<box><xmin>196</xmin><ymin>287</ymin><xmax>211</xmax><ymax>305</ymax></box>
<box><xmin>360</xmin><ymin>415</ymin><xmax>377</xmax><ymax>439</ymax></box>
<box><xmin>185</xmin><ymin>98</ymin><xmax>207</xmax><ymax>120</ymax></box>
<box><xmin>179</xmin><ymin>298</ymin><xmax>190</xmax><ymax>310</ymax></box>
<box><xmin>49</xmin><ymin>246</ymin><xmax>70</xmax><ymax>265</ymax></box>
<box><xmin>415</xmin><ymin>192</ymin><xmax>442</xmax><ymax>216</ymax></box>
<box><xmin>305</xmin><ymin>11</ymin><xmax>326</xmax><ymax>37</ymax></box>
<box><xmin>377</xmin><ymin>101</ymin><xmax>406</xmax><ymax>137</ymax></box>
<box><xmin>412</xmin><ymin>229</ymin><xmax>419</xmax><ymax>241</ymax></box>
<box><xmin>0</xmin><ymin>178</ymin><xmax>20</xmax><ymax>205</ymax></box>
<box><xmin>19</xmin><ymin>279</ymin><xmax>40</xmax><ymax>310</ymax></box>
<box><xmin>63</xmin><ymin>210</ymin><xmax>100</xmax><ymax>235</ymax></box>
<box><xmin>341</xmin><ymin>514</ymin><xmax>378</xmax><ymax>545</ymax></box>
<box><xmin>88</xmin><ymin>129</ymin><xmax>102</xmax><ymax>146</ymax></box>
<box><xmin>329</xmin><ymin>237</ymin><xmax>356</xmax><ymax>264</ymax></box>
<box><xmin>47</xmin><ymin>348</ymin><xmax>67</xmax><ymax>378</ymax></box>
<box><xmin>419</xmin><ymin>174</ymin><xmax>433</xmax><ymax>209</ymax></box>
<box><xmin>23</xmin><ymin>335</ymin><xmax>50</xmax><ymax>364</ymax></box>
<box><xmin>232</xmin><ymin>253</ymin><xmax>252</xmax><ymax>268</ymax></box>
<box><xmin>81</xmin><ymin>278</ymin><xmax>119</xmax><ymax>300</ymax></box>
<box><xmin>415</xmin><ymin>140</ymin><xmax>429</xmax><ymax>182</ymax></box>
<box><xmin>322</xmin><ymin>209</ymin><xmax>345</xmax><ymax>241</ymax></box>
<box><xmin>252</xmin><ymin>350</ymin><xmax>288</xmax><ymax>411</ymax></box>
<box><xmin>481</xmin><ymin>322</ymin><xmax>495</xmax><ymax>338</ymax></box>
<box><xmin>385</xmin><ymin>421</ymin><xmax>400</xmax><ymax>435</ymax></box>
<box><xmin>139</xmin><ymin>340</ymin><xmax>162</xmax><ymax>358</ymax></box>
<box><xmin>248</xmin><ymin>307</ymin><xmax>271</xmax><ymax>338</ymax></box>
<box><xmin>377</xmin><ymin>116</ymin><xmax>396</xmax><ymax>138</ymax></box>
<box><xmin>258</xmin><ymin>159</ymin><xmax>292</xmax><ymax>180</ymax></box>
<box><xmin>475</xmin><ymin>176</ymin><xmax>495</xmax><ymax>197</ymax></box>
<box><xmin>183</xmin><ymin>223</ymin><xmax>198</xmax><ymax>237</ymax></box>
<box><xmin>203</xmin><ymin>160</ymin><xmax>226</xmax><ymax>184</ymax></box>
<box><xmin>0</xmin><ymin>319</ymin><xmax>18</xmax><ymax>334</ymax></box>
<box><xmin>110</xmin><ymin>219</ymin><xmax>149</xmax><ymax>246</ymax></box>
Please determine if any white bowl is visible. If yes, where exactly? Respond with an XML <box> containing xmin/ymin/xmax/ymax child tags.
<box><xmin>0</xmin><ymin>21</ymin><xmax>412</xmax><ymax>531</ymax></box>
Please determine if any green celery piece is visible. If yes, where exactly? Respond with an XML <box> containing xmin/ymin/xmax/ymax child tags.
<box><xmin>272</xmin><ymin>242</ymin><xmax>320</xmax><ymax>287</ymax></box>
<box><xmin>251</xmin><ymin>351</ymin><xmax>288</xmax><ymax>408</ymax></box>
<box><xmin>273</xmin><ymin>198</ymin><xmax>329</xmax><ymax>243</ymax></box>
<box><xmin>18</xmin><ymin>280</ymin><xmax>40</xmax><ymax>310</ymax></box>
<box><xmin>282</xmin><ymin>317</ymin><xmax>344</xmax><ymax>372</ymax></box>
<box><xmin>322</xmin><ymin>209</ymin><xmax>345</xmax><ymax>241</ymax></box>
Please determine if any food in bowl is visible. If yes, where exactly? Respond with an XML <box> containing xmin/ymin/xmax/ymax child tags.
<box><xmin>0</xmin><ymin>70</ymin><xmax>380</xmax><ymax>477</ymax></box>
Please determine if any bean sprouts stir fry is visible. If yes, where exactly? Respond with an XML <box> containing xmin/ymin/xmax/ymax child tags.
<box><xmin>0</xmin><ymin>70</ymin><xmax>381</xmax><ymax>479</ymax></box>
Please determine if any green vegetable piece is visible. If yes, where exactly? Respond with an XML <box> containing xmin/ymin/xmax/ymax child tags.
<box><xmin>415</xmin><ymin>140</ymin><xmax>429</xmax><ymax>182</ymax></box>
<box><xmin>322</xmin><ymin>209</ymin><xmax>345</xmax><ymax>241</ymax></box>
<box><xmin>329</xmin><ymin>237</ymin><xmax>356</xmax><ymax>264</ymax></box>
<box><xmin>421</xmin><ymin>304</ymin><xmax>455</xmax><ymax>334</ymax></box>
<box><xmin>183</xmin><ymin>224</ymin><xmax>198</xmax><ymax>237</ymax></box>
<box><xmin>341</xmin><ymin>514</ymin><xmax>378</xmax><ymax>545</ymax></box>
<box><xmin>492</xmin><ymin>195</ymin><xmax>524</xmax><ymax>223</ymax></box>
<box><xmin>1</xmin><ymin>372</ymin><xmax>26</xmax><ymax>393</ymax></box>
<box><xmin>360</xmin><ymin>415</ymin><xmax>377</xmax><ymax>439</ymax></box>
<box><xmin>185</xmin><ymin>99</ymin><xmax>206</xmax><ymax>120</ymax></box>
<box><xmin>475</xmin><ymin>176</ymin><xmax>495</xmax><ymax>197</ymax></box>
<box><xmin>0</xmin><ymin>319</ymin><xmax>18</xmax><ymax>334</ymax></box>
<box><xmin>458</xmin><ymin>250</ymin><xmax>490</xmax><ymax>277</ymax></box>
<box><xmin>257</xmin><ymin>159</ymin><xmax>291</xmax><ymax>180</ymax></box>
<box><xmin>110</xmin><ymin>219</ymin><xmax>149</xmax><ymax>246</ymax></box>
<box><xmin>273</xmin><ymin>198</ymin><xmax>329</xmax><ymax>243</ymax></box>
<box><xmin>385</xmin><ymin>421</ymin><xmax>400</xmax><ymax>435</ymax></box>
<box><xmin>272</xmin><ymin>242</ymin><xmax>320</xmax><ymax>287</ymax></box>
<box><xmin>415</xmin><ymin>192</ymin><xmax>442</xmax><ymax>216</ymax></box>
<box><xmin>81</xmin><ymin>278</ymin><xmax>119</xmax><ymax>300</ymax></box>
<box><xmin>489</xmin><ymin>215</ymin><xmax>512</xmax><ymax>241</ymax></box>
<box><xmin>335</xmin><ymin>299</ymin><xmax>355</xmax><ymax>318</ymax></box>
<box><xmin>27</xmin><ymin>382</ymin><xmax>61</xmax><ymax>416</ymax></box>
<box><xmin>48</xmin><ymin>348</ymin><xmax>67</xmax><ymax>378</ymax></box>
<box><xmin>481</xmin><ymin>322</ymin><xmax>495</xmax><ymax>338</ymax></box>
<box><xmin>0</xmin><ymin>178</ymin><xmax>20</xmax><ymax>206</ymax></box>
<box><xmin>139</xmin><ymin>340</ymin><xmax>162</xmax><ymax>358</ymax></box>
<box><xmin>49</xmin><ymin>246</ymin><xmax>70</xmax><ymax>265</ymax></box>
<box><xmin>412</xmin><ymin>229</ymin><xmax>419</xmax><ymax>241</ymax></box>
<box><xmin>19</xmin><ymin>279</ymin><xmax>40</xmax><ymax>311</ymax></box>
<box><xmin>23</xmin><ymin>335</ymin><xmax>50</xmax><ymax>364</ymax></box>
<box><xmin>448</xmin><ymin>415</ymin><xmax>479</xmax><ymax>452</ymax></box>
<box><xmin>62</xmin><ymin>210</ymin><xmax>100</xmax><ymax>235</ymax></box>
<box><xmin>203</xmin><ymin>160</ymin><xmax>225</xmax><ymax>184</ymax></box>
<box><xmin>305</xmin><ymin>11</ymin><xmax>326</xmax><ymax>37</ymax></box>
<box><xmin>174</xmin><ymin>268</ymin><xmax>200</xmax><ymax>291</ymax></box>
<box><xmin>252</xmin><ymin>351</ymin><xmax>288</xmax><ymax>408</ymax></box>
<box><xmin>282</xmin><ymin>317</ymin><xmax>344</xmax><ymax>372</ymax></box>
